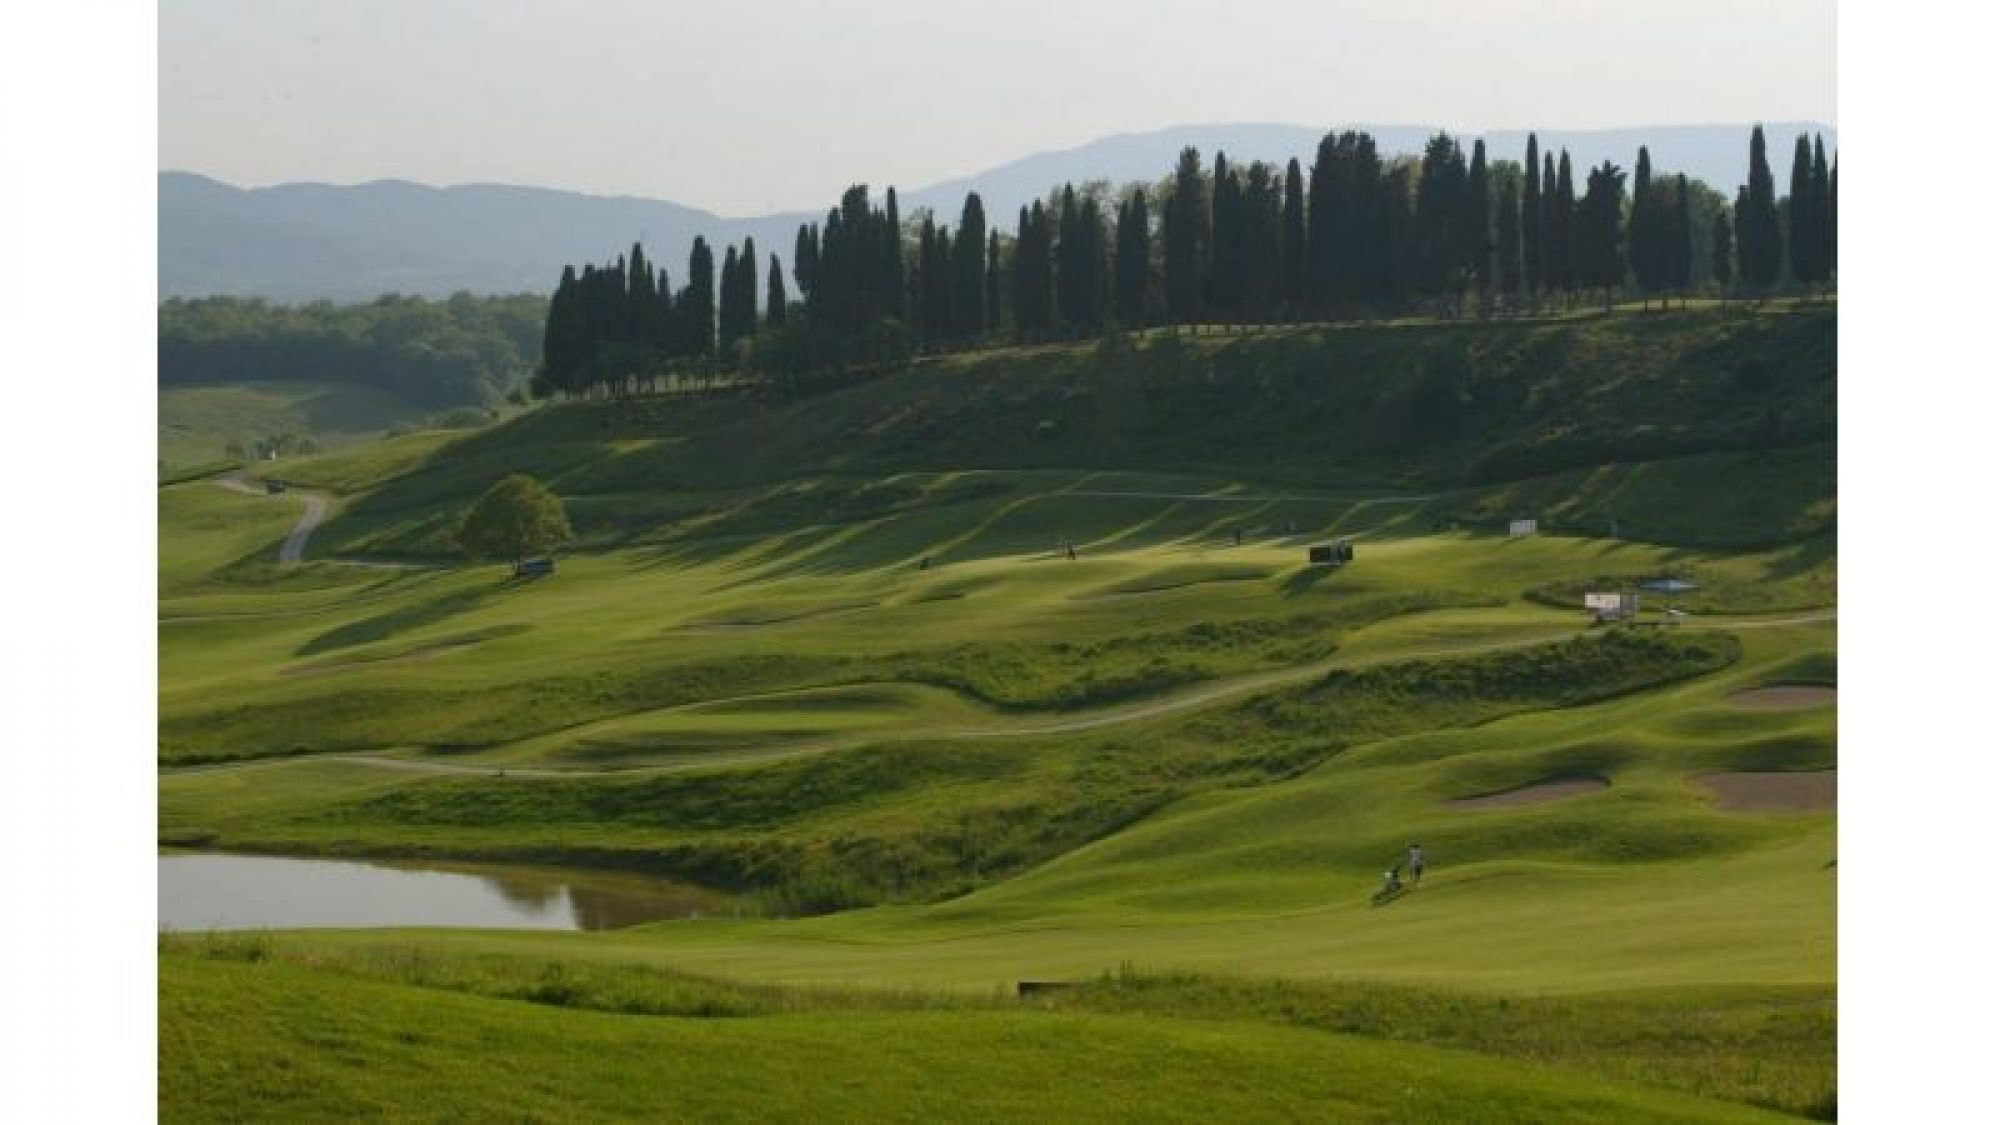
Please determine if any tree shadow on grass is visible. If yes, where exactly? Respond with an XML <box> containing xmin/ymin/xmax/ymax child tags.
<box><xmin>295</xmin><ymin>586</ymin><xmax>495</xmax><ymax>657</ymax></box>
<box><xmin>1762</xmin><ymin>530</ymin><xmax>1837</xmax><ymax>581</ymax></box>
<box><xmin>1279</xmin><ymin>564</ymin><xmax>1344</xmax><ymax>598</ymax></box>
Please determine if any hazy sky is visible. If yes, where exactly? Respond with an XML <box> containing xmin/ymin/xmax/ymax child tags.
<box><xmin>161</xmin><ymin>0</ymin><xmax>1835</xmax><ymax>216</ymax></box>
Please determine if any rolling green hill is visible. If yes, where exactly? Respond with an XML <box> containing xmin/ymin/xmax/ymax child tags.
<box><xmin>292</xmin><ymin>306</ymin><xmax>1833</xmax><ymax>558</ymax></box>
<box><xmin>159</xmin><ymin>306</ymin><xmax>1836</xmax><ymax>1121</ymax></box>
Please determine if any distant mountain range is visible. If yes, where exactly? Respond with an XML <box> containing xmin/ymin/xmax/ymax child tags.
<box><xmin>161</xmin><ymin>121</ymin><xmax>1834</xmax><ymax>303</ymax></box>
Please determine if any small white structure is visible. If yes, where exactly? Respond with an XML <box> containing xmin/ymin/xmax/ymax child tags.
<box><xmin>1508</xmin><ymin>519</ymin><xmax>1538</xmax><ymax>538</ymax></box>
<box><xmin>1585</xmin><ymin>592</ymin><xmax>1640</xmax><ymax>622</ymax></box>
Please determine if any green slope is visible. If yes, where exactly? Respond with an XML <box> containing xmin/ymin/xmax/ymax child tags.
<box><xmin>161</xmin><ymin>953</ymin><xmax>1796</xmax><ymax>1123</ymax></box>
<box><xmin>157</xmin><ymin>306</ymin><xmax>1838</xmax><ymax>1120</ymax></box>
<box><xmin>289</xmin><ymin>307</ymin><xmax>1834</xmax><ymax>558</ymax></box>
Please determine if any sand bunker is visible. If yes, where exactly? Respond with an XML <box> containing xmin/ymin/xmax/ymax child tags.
<box><xmin>1446</xmin><ymin>777</ymin><xmax>1608</xmax><ymax>809</ymax></box>
<box><xmin>1698</xmin><ymin>770</ymin><xmax>1837</xmax><ymax>812</ymax></box>
<box><xmin>1730</xmin><ymin>685</ymin><xmax>1837</xmax><ymax>711</ymax></box>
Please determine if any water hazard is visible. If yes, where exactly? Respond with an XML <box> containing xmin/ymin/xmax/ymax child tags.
<box><xmin>159</xmin><ymin>853</ymin><xmax>727</xmax><ymax>932</ymax></box>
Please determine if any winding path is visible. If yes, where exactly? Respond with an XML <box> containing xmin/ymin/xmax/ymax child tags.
<box><xmin>160</xmin><ymin>609</ymin><xmax>1836</xmax><ymax>783</ymax></box>
<box><xmin>279</xmin><ymin>493</ymin><xmax>328</xmax><ymax>565</ymax></box>
<box><xmin>215</xmin><ymin>472</ymin><xmax>328</xmax><ymax>567</ymax></box>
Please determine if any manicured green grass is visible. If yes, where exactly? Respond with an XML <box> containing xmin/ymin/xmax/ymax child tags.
<box><xmin>164</xmin><ymin>932</ymin><xmax>1832</xmax><ymax>1117</ymax></box>
<box><xmin>158</xmin><ymin>484</ymin><xmax>1828</xmax><ymax>764</ymax></box>
<box><xmin>157</xmin><ymin>307</ymin><xmax>1836</xmax><ymax>1120</ymax></box>
<box><xmin>160</xmin><ymin>952</ymin><xmax>1797</xmax><ymax>1123</ymax></box>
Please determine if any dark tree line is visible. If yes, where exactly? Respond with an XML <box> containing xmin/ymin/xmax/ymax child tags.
<box><xmin>533</xmin><ymin>126</ymin><xmax>1834</xmax><ymax>398</ymax></box>
<box><xmin>161</xmin><ymin>292</ymin><xmax>546</xmax><ymax>409</ymax></box>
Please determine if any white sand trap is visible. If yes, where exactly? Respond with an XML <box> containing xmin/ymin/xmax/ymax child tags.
<box><xmin>1446</xmin><ymin>777</ymin><xmax>1608</xmax><ymax>810</ymax></box>
<box><xmin>1730</xmin><ymin>685</ymin><xmax>1836</xmax><ymax>711</ymax></box>
<box><xmin>1698</xmin><ymin>770</ymin><xmax>1837</xmax><ymax>812</ymax></box>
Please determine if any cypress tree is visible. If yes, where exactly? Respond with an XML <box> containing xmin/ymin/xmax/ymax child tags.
<box><xmin>1015</xmin><ymin>200</ymin><xmax>1053</xmax><ymax>338</ymax></box>
<box><xmin>1242</xmin><ymin>162</ymin><xmax>1280</xmax><ymax>322</ymax></box>
<box><xmin>1828</xmin><ymin>159</ymin><xmax>1837</xmax><ymax>281</ymax></box>
<box><xmin>1033</xmin><ymin>201</ymin><xmax>1055</xmax><ymax>333</ymax></box>
<box><xmin>953</xmin><ymin>193</ymin><xmax>987</xmax><ymax>339</ymax></box>
<box><xmin>686</xmin><ymin>236</ymin><xmax>715</xmax><ymax>357</ymax></box>
<box><xmin>936</xmin><ymin>220</ymin><xmax>957</xmax><ymax>343</ymax></box>
<box><xmin>626</xmin><ymin>242</ymin><xmax>654</xmax><ymax>345</ymax></box>
<box><xmin>824</xmin><ymin>189</ymin><xmax>866</xmax><ymax>332</ymax></box>
<box><xmin>1672</xmin><ymin>175</ymin><xmax>1693</xmax><ymax>294</ymax></box>
<box><xmin>986</xmin><ymin>229</ymin><xmax>1003</xmax><ymax>333</ymax></box>
<box><xmin>1114</xmin><ymin>189</ymin><xmax>1151</xmax><ymax>326</ymax></box>
<box><xmin>1522</xmin><ymin>134</ymin><xmax>1543</xmax><ymax>295</ymax></box>
<box><xmin>883</xmin><ymin>187</ymin><xmax>906</xmax><ymax>322</ymax></box>
<box><xmin>793</xmin><ymin>223</ymin><xmax>819</xmax><ymax>308</ymax></box>
<box><xmin>1732</xmin><ymin>186</ymin><xmax>1750</xmax><ymax>287</ymax></box>
<box><xmin>820</xmin><ymin>208</ymin><xmax>845</xmax><ymax>327</ymax></box>
<box><xmin>1712</xmin><ymin>210</ymin><xmax>1733</xmax><ymax>289</ymax></box>
<box><xmin>1303</xmin><ymin>133</ymin><xmax>1337</xmax><ymax>310</ymax></box>
<box><xmin>1208</xmin><ymin>152</ymin><xmax>1245</xmax><ymax>322</ymax></box>
<box><xmin>1466</xmin><ymin>140</ymin><xmax>1492</xmax><ymax>302</ymax></box>
<box><xmin>1629</xmin><ymin>146</ymin><xmax>1657</xmax><ymax>298</ymax></box>
<box><xmin>660</xmin><ymin>264</ymin><xmax>684</xmax><ymax>370</ymax></box>
<box><xmin>915</xmin><ymin>218</ymin><xmax>935</xmax><ymax>342</ymax></box>
<box><xmin>1787</xmin><ymin>133</ymin><xmax>1814</xmax><ymax>286</ymax></box>
<box><xmin>933</xmin><ymin>225</ymin><xmax>954</xmax><ymax>342</ymax></box>
<box><xmin>1055</xmin><ymin>184</ymin><xmax>1079</xmax><ymax>328</ymax></box>
<box><xmin>1307</xmin><ymin>131</ymin><xmax>1388</xmax><ymax>312</ymax></box>
<box><xmin>1550</xmin><ymin>151</ymin><xmax>1576</xmax><ymax>295</ymax></box>
<box><xmin>1008</xmin><ymin>207</ymin><xmax>1028</xmax><ymax>339</ymax></box>
<box><xmin>1742</xmin><ymin>125</ymin><xmax>1781</xmax><ymax>288</ymax></box>
<box><xmin>740</xmin><ymin>237</ymin><xmax>758</xmax><ymax>338</ymax></box>
<box><xmin>1809</xmin><ymin>135</ymin><xmax>1832</xmax><ymax>287</ymax></box>
<box><xmin>1078</xmin><ymin>195</ymin><xmax>1109</xmax><ymax>330</ymax></box>
<box><xmin>1349</xmin><ymin>135</ymin><xmax>1392</xmax><ymax>309</ymax></box>
<box><xmin>1495</xmin><ymin>165</ymin><xmax>1523</xmax><ymax>301</ymax></box>
<box><xmin>540</xmin><ymin>265</ymin><xmax>587</xmax><ymax>396</ymax></box>
<box><xmin>1576</xmin><ymin>161</ymin><xmax>1627</xmax><ymax>304</ymax></box>
<box><xmin>577</xmin><ymin>261</ymin><xmax>618</xmax><ymax>385</ymax></box>
<box><xmin>1163</xmin><ymin>146</ymin><xmax>1208</xmax><ymax>326</ymax></box>
<box><xmin>718</xmin><ymin>244</ymin><xmax>742</xmax><ymax>352</ymax></box>
<box><xmin>1281</xmin><ymin>158</ymin><xmax>1305</xmax><ymax>312</ymax></box>
<box><xmin>1380</xmin><ymin>161</ymin><xmax>1417</xmax><ymax>306</ymax></box>
<box><xmin>1010</xmin><ymin>206</ymin><xmax>1037</xmax><ymax>339</ymax></box>
<box><xmin>652</xmin><ymin>267</ymin><xmax>675</xmax><ymax>359</ymax></box>
<box><xmin>1414</xmin><ymin>133</ymin><xmax>1468</xmax><ymax>306</ymax></box>
<box><xmin>766</xmin><ymin>254</ymin><xmax>787</xmax><ymax>326</ymax></box>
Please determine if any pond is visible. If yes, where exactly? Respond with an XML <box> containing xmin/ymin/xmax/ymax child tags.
<box><xmin>159</xmin><ymin>853</ymin><xmax>729</xmax><ymax>932</ymax></box>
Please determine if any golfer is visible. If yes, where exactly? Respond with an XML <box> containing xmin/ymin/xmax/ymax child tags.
<box><xmin>1406</xmin><ymin>843</ymin><xmax>1426</xmax><ymax>885</ymax></box>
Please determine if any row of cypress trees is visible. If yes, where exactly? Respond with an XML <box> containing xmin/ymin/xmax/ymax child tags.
<box><xmin>535</xmin><ymin>125</ymin><xmax>1833</xmax><ymax>398</ymax></box>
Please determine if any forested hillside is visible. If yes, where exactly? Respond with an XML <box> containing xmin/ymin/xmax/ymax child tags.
<box><xmin>158</xmin><ymin>293</ymin><xmax>546</xmax><ymax>409</ymax></box>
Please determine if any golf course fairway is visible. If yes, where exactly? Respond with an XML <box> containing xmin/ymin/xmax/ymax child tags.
<box><xmin>160</xmin><ymin>310</ymin><xmax>1836</xmax><ymax>1120</ymax></box>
